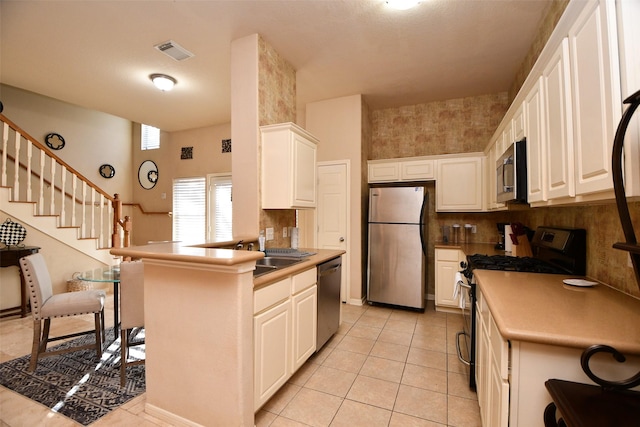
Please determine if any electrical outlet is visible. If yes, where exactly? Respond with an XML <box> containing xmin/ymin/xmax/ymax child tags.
<box><xmin>471</xmin><ymin>225</ymin><xmax>477</xmax><ymax>234</ymax></box>
<box><xmin>266</xmin><ymin>227</ymin><xmax>274</xmax><ymax>241</ymax></box>
<box><xmin>283</xmin><ymin>227</ymin><xmax>287</xmax><ymax>238</ymax></box>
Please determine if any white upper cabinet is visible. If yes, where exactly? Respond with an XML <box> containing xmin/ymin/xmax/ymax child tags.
<box><xmin>436</xmin><ymin>155</ymin><xmax>484</xmax><ymax>212</ymax></box>
<box><xmin>261</xmin><ymin>123</ymin><xmax>318</xmax><ymax>209</ymax></box>
<box><xmin>568</xmin><ymin>0</ymin><xmax>621</xmax><ymax>196</ymax></box>
<box><xmin>368</xmin><ymin>158</ymin><xmax>434</xmax><ymax>183</ymax></box>
<box><xmin>542</xmin><ymin>38</ymin><xmax>575</xmax><ymax>200</ymax></box>
<box><xmin>525</xmin><ymin>77</ymin><xmax>546</xmax><ymax>203</ymax></box>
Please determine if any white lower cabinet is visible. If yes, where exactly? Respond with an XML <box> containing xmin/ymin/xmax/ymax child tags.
<box><xmin>254</xmin><ymin>268</ymin><xmax>317</xmax><ymax>411</ymax></box>
<box><xmin>435</xmin><ymin>249</ymin><xmax>464</xmax><ymax>309</ymax></box>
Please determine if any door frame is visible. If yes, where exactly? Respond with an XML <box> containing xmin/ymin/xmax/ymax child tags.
<box><xmin>315</xmin><ymin>160</ymin><xmax>351</xmax><ymax>303</ymax></box>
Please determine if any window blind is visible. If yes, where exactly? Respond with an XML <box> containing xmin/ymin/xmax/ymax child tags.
<box><xmin>173</xmin><ymin>177</ymin><xmax>205</xmax><ymax>242</ymax></box>
<box><xmin>141</xmin><ymin>124</ymin><xmax>160</xmax><ymax>150</ymax></box>
<box><xmin>211</xmin><ymin>176</ymin><xmax>232</xmax><ymax>240</ymax></box>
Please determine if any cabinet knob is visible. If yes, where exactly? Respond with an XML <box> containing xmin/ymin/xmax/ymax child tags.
<box><xmin>339</xmin><ymin>237</ymin><xmax>345</xmax><ymax>242</ymax></box>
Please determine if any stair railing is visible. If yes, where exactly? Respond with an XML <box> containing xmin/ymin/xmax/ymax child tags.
<box><xmin>0</xmin><ymin>113</ymin><xmax>130</xmax><ymax>250</ymax></box>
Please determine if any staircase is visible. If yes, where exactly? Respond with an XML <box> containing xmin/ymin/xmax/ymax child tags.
<box><xmin>1</xmin><ymin>114</ymin><xmax>128</xmax><ymax>265</ymax></box>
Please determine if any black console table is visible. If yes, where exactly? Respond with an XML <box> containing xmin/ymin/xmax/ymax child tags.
<box><xmin>0</xmin><ymin>246</ymin><xmax>40</xmax><ymax>317</ymax></box>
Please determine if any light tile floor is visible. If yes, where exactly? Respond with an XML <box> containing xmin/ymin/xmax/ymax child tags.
<box><xmin>0</xmin><ymin>298</ymin><xmax>480</xmax><ymax>426</ymax></box>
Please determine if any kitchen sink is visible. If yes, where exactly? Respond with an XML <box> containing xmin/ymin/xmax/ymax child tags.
<box><xmin>256</xmin><ymin>257</ymin><xmax>304</xmax><ymax>268</ymax></box>
<box><xmin>253</xmin><ymin>257</ymin><xmax>305</xmax><ymax>277</ymax></box>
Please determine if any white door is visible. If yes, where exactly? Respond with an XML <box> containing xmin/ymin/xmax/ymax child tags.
<box><xmin>317</xmin><ymin>161</ymin><xmax>349</xmax><ymax>302</ymax></box>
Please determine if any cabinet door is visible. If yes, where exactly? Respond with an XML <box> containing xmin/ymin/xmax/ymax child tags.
<box><xmin>525</xmin><ymin>77</ymin><xmax>547</xmax><ymax>203</ymax></box>
<box><xmin>291</xmin><ymin>285</ymin><xmax>317</xmax><ymax>372</ymax></box>
<box><xmin>512</xmin><ymin>102</ymin><xmax>525</xmax><ymax>141</ymax></box>
<box><xmin>400</xmin><ymin>159</ymin><xmax>435</xmax><ymax>181</ymax></box>
<box><xmin>489</xmin><ymin>358</ymin><xmax>510</xmax><ymax>427</ymax></box>
<box><xmin>254</xmin><ymin>300</ymin><xmax>291</xmax><ymax>410</ymax></box>
<box><xmin>292</xmin><ymin>133</ymin><xmax>317</xmax><ymax>207</ymax></box>
<box><xmin>569</xmin><ymin>0</ymin><xmax>621</xmax><ymax>196</ymax></box>
<box><xmin>368</xmin><ymin>162</ymin><xmax>400</xmax><ymax>182</ymax></box>
<box><xmin>543</xmin><ymin>38</ymin><xmax>575</xmax><ymax>200</ymax></box>
<box><xmin>436</xmin><ymin>157</ymin><xmax>484</xmax><ymax>212</ymax></box>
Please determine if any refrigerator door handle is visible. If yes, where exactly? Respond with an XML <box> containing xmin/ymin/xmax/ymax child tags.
<box><xmin>419</xmin><ymin>193</ymin><xmax>427</xmax><ymax>255</ymax></box>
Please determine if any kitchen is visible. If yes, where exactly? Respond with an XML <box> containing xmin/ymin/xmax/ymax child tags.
<box><xmin>2</xmin><ymin>0</ymin><xmax>640</xmax><ymax>426</ymax></box>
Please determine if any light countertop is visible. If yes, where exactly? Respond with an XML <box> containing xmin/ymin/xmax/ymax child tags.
<box><xmin>110</xmin><ymin>243</ymin><xmax>344</xmax><ymax>289</ymax></box>
<box><xmin>474</xmin><ymin>269</ymin><xmax>640</xmax><ymax>355</ymax></box>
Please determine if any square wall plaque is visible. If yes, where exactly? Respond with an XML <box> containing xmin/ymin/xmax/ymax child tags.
<box><xmin>181</xmin><ymin>146</ymin><xmax>193</xmax><ymax>160</ymax></box>
<box><xmin>222</xmin><ymin>139</ymin><xmax>232</xmax><ymax>153</ymax></box>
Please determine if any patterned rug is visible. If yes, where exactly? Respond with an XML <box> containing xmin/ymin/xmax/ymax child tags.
<box><xmin>0</xmin><ymin>328</ymin><xmax>145</xmax><ymax>426</ymax></box>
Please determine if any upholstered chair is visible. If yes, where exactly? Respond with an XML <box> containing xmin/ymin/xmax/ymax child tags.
<box><xmin>19</xmin><ymin>253</ymin><xmax>106</xmax><ymax>372</ymax></box>
<box><xmin>119</xmin><ymin>260</ymin><xmax>145</xmax><ymax>386</ymax></box>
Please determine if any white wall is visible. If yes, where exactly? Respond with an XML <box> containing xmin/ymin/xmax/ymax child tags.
<box><xmin>306</xmin><ymin>94</ymin><xmax>364</xmax><ymax>303</ymax></box>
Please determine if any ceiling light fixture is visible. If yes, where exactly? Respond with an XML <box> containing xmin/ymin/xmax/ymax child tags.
<box><xmin>386</xmin><ymin>0</ymin><xmax>420</xmax><ymax>10</ymax></box>
<box><xmin>150</xmin><ymin>73</ymin><xmax>177</xmax><ymax>91</ymax></box>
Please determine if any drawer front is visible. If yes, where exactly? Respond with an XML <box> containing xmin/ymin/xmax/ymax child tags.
<box><xmin>436</xmin><ymin>249</ymin><xmax>460</xmax><ymax>262</ymax></box>
<box><xmin>254</xmin><ymin>277</ymin><xmax>291</xmax><ymax>314</ymax></box>
<box><xmin>292</xmin><ymin>267</ymin><xmax>317</xmax><ymax>294</ymax></box>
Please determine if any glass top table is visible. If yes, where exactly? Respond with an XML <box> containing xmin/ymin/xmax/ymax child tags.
<box><xmin>77</xmin><ymin>266</ymin><xmax>121</xmax><ymax>342</ymax></box>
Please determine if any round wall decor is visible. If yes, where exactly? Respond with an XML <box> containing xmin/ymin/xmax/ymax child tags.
<box><xmin>0</xmin><ymin>218</ymin><xmax>27</xmax><ymax>247</ymax></box>
<box><xmin>45</xmin><ymin>133</ymin><xmax>65</xmax><ymax>150</ymax></box>
<box><xmin>138</xmin><ymin>160</ymin><xmax>159</xmax><ymax>189</ymax></box>
<box><xmin>99</xmin><ymin>164</ymin><xmax>115</xmax><ymax>179</ymax></box>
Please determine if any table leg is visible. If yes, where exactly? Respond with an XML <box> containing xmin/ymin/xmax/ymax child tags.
<box><xmin>113</xmin><ymin>281</ymin><xmax>120</xmax><ymax>342</ymax></box>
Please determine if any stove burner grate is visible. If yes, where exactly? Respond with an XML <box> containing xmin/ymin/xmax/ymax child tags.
<box><xmin>466</xmin><ymin>254</ymin><xmax>567</xmax><ymax>275</ymax></box>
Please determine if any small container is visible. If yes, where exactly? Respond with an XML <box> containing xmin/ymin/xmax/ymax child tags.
<box><xmin>442</xmin><ymin>225</ymin><xmax>451</xmax><ymax>243</ymax></box>
<box><xmin>464</xmin><ymin>224</ymin><xmax>473</xmax><ymax>243</ymax></box>
<box><xmin>452</xmin><ymin>224</ymin><xmax>460</xmax><ymax>245</ymax></box>
<box><xmin>258</xmin><ymin>231</ymin><xmax>266</xmax><ymax>252</ymax></box>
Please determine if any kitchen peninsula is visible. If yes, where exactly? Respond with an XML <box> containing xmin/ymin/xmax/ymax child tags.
<box><xmin>110</xmin><ymin>241</ymin><xmax>344</xmax><ymax>427</ymax></box>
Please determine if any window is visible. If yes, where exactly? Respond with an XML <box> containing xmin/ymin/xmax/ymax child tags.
<box><xmin>141</xmin><ymin>124</ymin><xmax>160</xmax><ymax>150</ymax></box>
<box><xmin>207</xmin><ymin>175</ymin><xmax>233</xmax><ymax>240</ymax></box>
<box><xmin>172</xmin><ymin>177</ymin><xmax>206</xmax><ymax>242</ymax></box>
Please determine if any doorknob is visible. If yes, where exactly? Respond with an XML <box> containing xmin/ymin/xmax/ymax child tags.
<box><xmin>339</xmin><ymin>237</ymin><xmax>345</xmax><ymax>242</ymax></box>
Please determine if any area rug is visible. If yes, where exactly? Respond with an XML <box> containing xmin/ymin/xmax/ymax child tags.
<box><xmin>0</xmin><ymin>328</ymin><xmax>145</xmax><ymax>426</ymax></box>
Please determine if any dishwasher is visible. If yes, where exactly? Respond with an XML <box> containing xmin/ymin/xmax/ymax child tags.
<box><xmin>316</xmin><ymin>256</ymin><xmax>342</xmax><ymax>351</ymax></box>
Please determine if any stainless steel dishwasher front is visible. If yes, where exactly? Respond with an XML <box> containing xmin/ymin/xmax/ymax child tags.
<box><xmin>316</xmin><ymin>256</ymin><xmax>342</xmax><ymax>351</ymax></box>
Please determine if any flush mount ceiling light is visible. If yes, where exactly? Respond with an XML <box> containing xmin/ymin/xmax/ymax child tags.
<box><xmin>150</xmin><ymin>73</ymin><xmax>177</xmax><ymax>91</ymax></box>
<box><xmin>386</xmin><ymin>0</ymin><xmax>420</xmax><ymax>10</ymax></box>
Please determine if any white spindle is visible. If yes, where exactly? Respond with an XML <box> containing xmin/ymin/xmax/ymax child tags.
<box><xmin>81</xmin><ymin>181</ymin><xmax>87</xmax><ymax>238</ymax></box>
<box><xmin>50</xmin><ymin>158</ymin><xmax>56</xmax><ymax>215</ymax></box>
<box><xmin>99</xmin><ymin>193</ymin><xmax>104</xmax><ymax>247</ymax></box>
<box><xmin>13</xmin><ymin>131</ymin><xmax>20</xmax><ymax>200</ymax></box>
<box><xmin>91</xmin><ymin>189</ymin><xmax>96</xmax><ymax>239</ymax></box>
<box><xmin>60</xmin><ymin>165</ymin><xmax>67</xmax><ymax>226</ymax></box>
<box><xmin>38</xmin><ymin>150</ymin><xmax>45</xmax><ymax>215</ymax></box>
<box><xmin>71</xmin><ymin>173</ymin><xmax>77</xmax><ymax>227</ymax></box>
<box><xmin>1</xmin><ymin>123</ymin><xmax>8</xmax><ymax>186</ymax></box>
<box><xmin>26</xmin><ymin>141</ymin><xmax>33</xmax><ymax>202</ymax></box>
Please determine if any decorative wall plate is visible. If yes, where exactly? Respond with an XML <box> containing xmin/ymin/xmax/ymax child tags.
<box><xmin>45</xmin><ymin>133</ymin><xmax>65</xmax><ymax>150</ymax></box>
<box><xmin>0</xmin><ymin>218</ymin><xmax>27</xmax><ymax>247</ymax></box>
<box><xmin>138</xmin><ymin>160</ymin><xmax>158</xmax><ymax>189</ymax></box>
<box><xmin>99</xmin><ymin>164</ymin><xmax>115</xmax><ymax>179</ymax></box>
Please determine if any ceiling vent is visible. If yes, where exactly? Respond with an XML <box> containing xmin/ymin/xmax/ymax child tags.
<box><xmin>154</xmin><ymin>40</ymin><xmax>194</xmax><ymax>61</ymax></box>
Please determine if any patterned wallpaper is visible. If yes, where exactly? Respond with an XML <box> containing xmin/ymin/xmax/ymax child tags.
<box><xmin>369</xmin><ymin>93</ymin><xmax>509</xmax><ymax>160</ymax></box>
<box><xmin>257</xmin><ymin>36</ymin><xmax>297</xmax><ymax>248</ymax></box>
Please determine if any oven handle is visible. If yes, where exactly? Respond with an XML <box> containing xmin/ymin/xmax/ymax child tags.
<box><xmin>456</xmin><ymin>331</ymin><xmax>471</xmax><ymax>366</ymax></box>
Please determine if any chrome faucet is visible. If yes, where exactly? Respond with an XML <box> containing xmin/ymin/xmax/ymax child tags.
<box><xmin>247</xmin><ymin>242</ymin><xmax>254</xmax><ymax>251</ymax></box>
<box><xmin>235</xmin><ymin>240</ymin><xmax>244</xmax><ymax>250</ymax></box>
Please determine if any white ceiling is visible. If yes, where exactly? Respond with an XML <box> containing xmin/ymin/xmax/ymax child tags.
<box><xmin>0</xmin><ymin>0</ymin><xmax>552</xmax><ymax>132</ymax></box>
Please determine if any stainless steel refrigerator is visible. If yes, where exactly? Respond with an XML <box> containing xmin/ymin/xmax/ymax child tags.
<box><xmin>367</xmin><ymin>185</ymin><xmax>427</xmax><ymax>310</ymax></box>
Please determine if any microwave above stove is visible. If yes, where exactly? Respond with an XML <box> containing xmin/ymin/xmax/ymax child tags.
<box><xmin>497</xmin><ymin>138</ymin><xmax>527</xmax><ymax>203</ymax></box>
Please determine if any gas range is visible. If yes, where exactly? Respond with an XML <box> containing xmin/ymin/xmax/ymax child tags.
<box><xmin>463</xmin><ymin>226</ymin><xmax>587</xmax><ymax>279</ymax></box>
<box><xmin>458</xmin><ymin>226</ymin><xmax>586</xmax><ymax>390</ymax></box>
